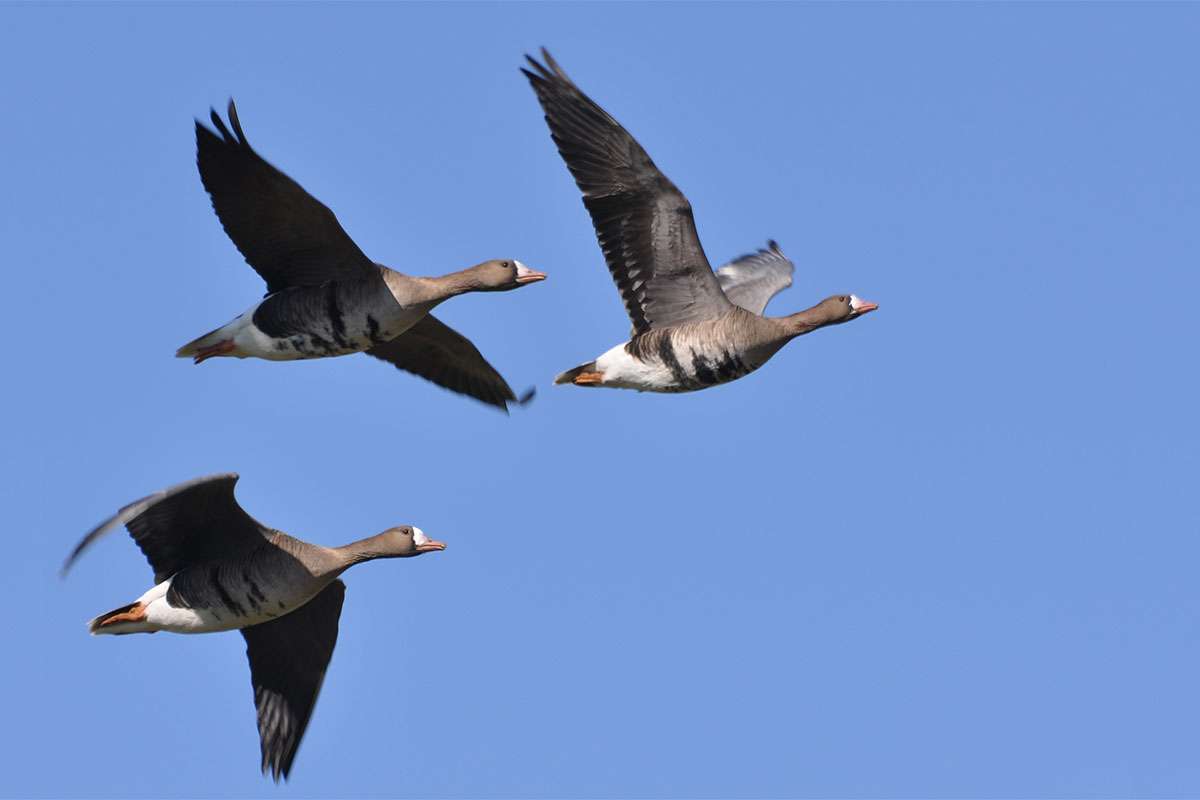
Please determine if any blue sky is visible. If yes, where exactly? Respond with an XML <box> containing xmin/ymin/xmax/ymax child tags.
<box><xmin>3</xmin><ymin>2</ymin><xmax>1198</xmax><ymax>797</ymax></box>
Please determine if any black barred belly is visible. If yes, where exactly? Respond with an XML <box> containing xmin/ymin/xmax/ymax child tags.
<box><xmin>630</xmin><ymin>332</ymin><xmax>755</xmax><ymax>392</ymax></box>
<box><xmin>252</xmin><ymin>283</ymin><xmax>393</xmax><ymax>359</ymax></box>
<box><xmin>681</xmin><ymin>347</ymin><xmax>753</xmax><ymax>391</ymax></box>
<box><xmin>165</xmin><ymin>561</ymin><xmax>299</xmax><ymax>629</ymax></box>
<box><xmin>685</xmin><ymin>347</ymin><xmax>754</xmax><ymax>389</ymax></box>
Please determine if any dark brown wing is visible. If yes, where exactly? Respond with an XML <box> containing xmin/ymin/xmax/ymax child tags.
<box><xmin>364</xmin><ymin>314</ymin><xmax>531</xmax><ymax>412</ymax></box>
<box><xmin>522</xmin><ymin>50</ymin><xmax>732</xmax><ymax>335</ymax></box>
<box><xmin>196</xmin><ymin>100</ymin><xmax>378</xmax><ymax>295</ymax></box>
<box><xmin>62</xmin><ymin>473</ymin><xmax>271</xmax><ymax>584</ymax></box>
<box><xmin>242</xmin><ymin>580</ymin><xmax>346</xmax><ymax>782</ymax></box>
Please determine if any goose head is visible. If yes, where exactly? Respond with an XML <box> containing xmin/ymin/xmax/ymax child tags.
<box><xmin>376</xmin><ymin>526</ymin><xmax>447</xmax><ymax>557</ymax></box>
<box><xmin>468</xmin><ymin>259</ymin><xmax>546</xmax><ymax>292</ymax></box>
<box><xmin>784</xmin><ymin>294</ymin><xmax>878</xmax><ymax>337</ymax></box>
<box><xmin>814</xmin><ymin>294</ymin><xmax>879</xmax><ymax>326</ymax></box>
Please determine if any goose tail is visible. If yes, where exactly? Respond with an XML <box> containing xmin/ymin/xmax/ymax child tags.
<box><xmin>554</xmin><ymin>360</ymin><xmax>599</xmax><ymax>386</ymax></box>
<box><xmin>175</xmin><ymin>325</ymin><xmax>227</xmax><ymax>359</ymax></box>
<box><xmin>176</xmin><ymin>319</ymin><xmax>243</xmax><ymax>363</ymax></box>
<box><xmin>88</xmin><ymin>602</ymin><xmax>151</xmax><ymax>636</ymax></box>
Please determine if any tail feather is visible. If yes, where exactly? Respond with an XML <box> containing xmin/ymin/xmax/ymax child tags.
<box><xmin>89</xmin><ymin>602</ymin><xmax>148</xmax><ymax>635</ymax></box>
<box><xmin>176</xmin><ymin>325</ymin><xmax>227</xmax><ymax>359</ymax></box>
<box><xmin>554</xmin><ymin>361</ymin><xmax>598</xmax><ymax>385</ymax></box>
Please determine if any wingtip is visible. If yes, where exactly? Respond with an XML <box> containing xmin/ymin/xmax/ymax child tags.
<box><xmin>498</xmin><ymin>386</ymin><xmax>536</xmax><ymax>413</ymax></box>
<box><xmin>60</xmin><ymin>533</ymin><xmax>93</xmax><ymax>579</ymax></box>
<box><xmin>208</xmin><ymin>106</ymin><xmax>232</xmax><ymax>141</ymax></box>
<box><xmin>522</xmin><ymin>48</ymin><xmax>566</xmax><ymax>83</ymax></box>
<box><xmin>204</xmin><ymin>101</ymin><xmax>248</xmax><ymax>146</ymax></box>
<box><xmin>226</xmin><ymin>98</ymin><xmax>246</xmax><ymax>144</ymax></box>
<box><xmin>541</xmin><ymin>47</ymin><xmax>569</xmax><ymax>80</ymax></box>
<box><xmin>521</xmin><ymin>53</ymin><xmax>549</xmax><ymax>84</ymax></box>
<box><xmin>261</xmin><ymin>750</ymin><xmax>289</xmax><ymax>782</ymax></box>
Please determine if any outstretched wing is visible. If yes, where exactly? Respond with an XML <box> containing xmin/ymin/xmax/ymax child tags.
<box><xmin>242</xmin><ymin>580</ymin><xmax>346</xmax><ymax>782</ymax></box>
<box><xmin>364</xmin><ymin>314</ymin><xmax>531</xmax><ymax>412</ymax></box>
<box><xmin>715</xmin><ymin>240</ymin><xmax>795</xmax><ymax>315</ymax></box>
<box><xmin>522</xmin><ymin>50</ymin><xmax>732</xmax><ymax>335</ymax></box>
<box><xmin>63</xmin><ymin>473</ymin><xmax>272</xmax><ymax>583</ymax></box>
<box><xmin>196</xmin><ymin>100</ymin><xmax>378</xmax><ymax>295</ymax></box>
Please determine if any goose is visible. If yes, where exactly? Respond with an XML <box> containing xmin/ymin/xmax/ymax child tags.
<box><xmin>179</xmin><ymin>101</ymin><xmax>546</xmax><ymax>411</ymax></box>
<box><xmin>61</xmin><ymin>473</ymin><xmax>446</xmax><ymax>781</ymax></box>
<box><xmin>522</xmin><ymin>51</ymin><xmax>877</xmax><ymax>393</ymax></box>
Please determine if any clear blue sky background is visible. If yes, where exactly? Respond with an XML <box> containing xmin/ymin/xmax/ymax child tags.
<box><xmin>3</xmin><ymin>2</ymin><xmax>1197</xmax><ymax>797</ymax></box>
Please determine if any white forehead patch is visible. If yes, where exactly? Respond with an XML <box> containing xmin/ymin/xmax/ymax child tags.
<box><xmin>849</xmin><ymin>294</ymin><xmax>866</xmax><ymax>310</ymax></box>
<box><xmin>412</xmin><ymin>527</ymin><xmax>428</xmax><ymax>546</ymax></box>
<box><xmin>513</xmin><ymin>260</ymin><xmax>528</xmax><ymax>270</ymax></box>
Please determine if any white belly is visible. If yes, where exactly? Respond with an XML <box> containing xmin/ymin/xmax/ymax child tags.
<box><xmin>594</xmin><ymin>342</ymin><xmax>679</xmax><ymax>391</ymax></box>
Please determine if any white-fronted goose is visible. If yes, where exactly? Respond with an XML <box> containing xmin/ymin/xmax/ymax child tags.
<box><xmin>522</xmin><ymin>51</ymin><xmax>877</xmax><ymax>393</ymax></box>
<box><xmin>62</xmin><ymin>474</ymin><xmax>446</xmax><ymax>781</ymax></box>
<box><xmin>178</xmin><ymin>101</ymin><xmax>545</xmax><ymax>411</ymax></box>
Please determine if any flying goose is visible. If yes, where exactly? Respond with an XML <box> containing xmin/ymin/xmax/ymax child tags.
<box><xmin>522</xmin><ymin>51</ymin><xmax>877</xmax><ymax>393</ymax></box>
<box><xmin>179</xmin><ymin>101</ymin><xmax>546</xmax><ymax>411</ymax></box>
<box><xmin>62</xmin><ymin>473</ymin><xmax>446</xmax><ymax>781</ymax></box>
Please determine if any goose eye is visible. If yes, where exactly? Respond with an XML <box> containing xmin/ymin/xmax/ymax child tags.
<box><xmin>501</xmin><ymin>261</ymin><xmax>510</xmax><ymax>269</ymax></box>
